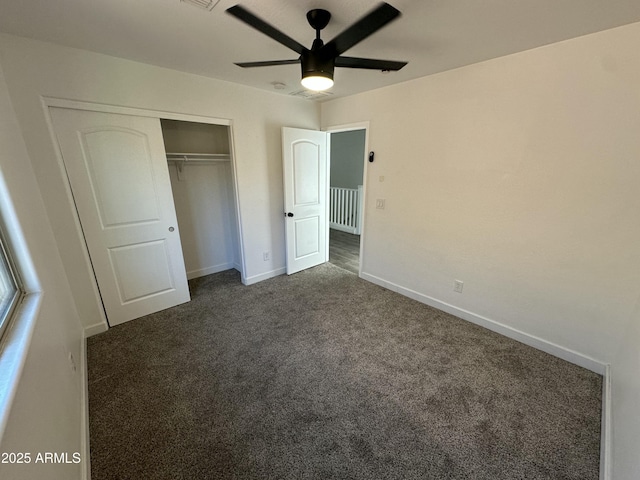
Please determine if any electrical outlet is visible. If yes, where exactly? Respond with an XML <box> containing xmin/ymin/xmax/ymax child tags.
<box><xmin>376</xmin><ymin>199</ymin><xmax>386</xmax><ymax>209</ymax></box>
<box><xmin>453</xmin><ymin>280</ymin><xmax>464</xmax><ymax>293</ymax></box>
<box><xmin>263</xmin><ymin>251</ymin><xmax>270</xmax><ymax>261</ymax></box>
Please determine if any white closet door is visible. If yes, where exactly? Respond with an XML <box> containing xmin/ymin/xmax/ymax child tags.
<box><xmin>50</xmin><ymin>108</ymin><xmax>190</xmax><ymax>326</ymax></box>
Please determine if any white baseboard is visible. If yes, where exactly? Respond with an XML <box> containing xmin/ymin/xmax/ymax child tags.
<box><xmin>330</xmin><ymin>224</ymin><xmax>357</xmax><ymax>234</ymax></box>
<box><xmin>80</xmin><ymin>334</ymin><xmax>91</xmax><ymax>480</ymax></box>
<box><xmin>360</xmin><ymin>271</ymin><xmax>607</xmax><ymax>375</ymax></box>
<box><xmin>243</xmin><ymin>267</ymin><xmax>286</xmax><ymax>285</ymax></box>
<box><xmin>600</xmin><ymin>364</ymin><xmax>612</xmax><ymax>480</ymax></box>
<box><xmin>84</xmin><ymin>322</ymin><xmax>108</xmax><ymax>338</ymax></box>
<box><xmin>187</xmin><ymin>262</ymin><xmax>235</xmax><ymax>280</ymax></box>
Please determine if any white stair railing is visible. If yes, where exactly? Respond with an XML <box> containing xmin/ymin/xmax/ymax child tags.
<box><xmin>330</xmin><ymin>185</ymin><xmax>363</xmax><ymax>235</ymax></box>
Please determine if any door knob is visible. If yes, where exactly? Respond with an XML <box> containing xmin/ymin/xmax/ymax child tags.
<box><xmin>285</xmin><ymin>212</ymin><xmax>294</xmax><ymax>217</ymax></box>
<box><xmin>168</xmin><ymin>226</ymin><xmax>175</xmax><ymax>232</ymax></box>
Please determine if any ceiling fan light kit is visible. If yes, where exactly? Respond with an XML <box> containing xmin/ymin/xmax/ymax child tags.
<box><xmin>301</xmin><ymin>74</ymin><xmax>334</xmax><ymax>91</ymax></box>
<box><xmin>226</xmin><ymin>2</ymin><xmax>407</xmax><ymax>92</ymax></box>
<box><xmin>301</xmin><ymin>47</ymin><xmax>335</xmax><ymax>91</ymax></box>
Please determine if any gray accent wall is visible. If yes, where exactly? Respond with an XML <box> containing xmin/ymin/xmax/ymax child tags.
<box><xmin>330</xmin><ymin>130</ymin><xmax>365</xmax><ymax>189</ymax></box>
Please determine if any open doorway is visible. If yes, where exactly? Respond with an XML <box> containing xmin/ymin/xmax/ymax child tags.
<box><xmin>328</xmin><ymin>128</ymin><xmax>366</xmax><ymax>275</ymax></box>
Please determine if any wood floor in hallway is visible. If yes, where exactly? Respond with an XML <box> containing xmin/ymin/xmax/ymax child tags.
<box><xmin>329</xmin><ymin>229</ymin><xmax>360</xmax><ymax>274</ymax></box>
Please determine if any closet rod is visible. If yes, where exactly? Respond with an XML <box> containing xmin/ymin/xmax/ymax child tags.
<box><xmin>166</xmin><ymin>152</ymin><xmax>230</xmax><ymax>163</ymax></box>
<box><xmin>168</xmin><ymin>153</ymin><xmax>230</xmax><ymax>181</ymax></box>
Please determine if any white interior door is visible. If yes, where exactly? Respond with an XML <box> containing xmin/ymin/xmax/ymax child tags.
<box><xmin>282</xmin><ymin>127</ymin><xmax>328</xmax><ymax>274</ymax></box>
<box><xmin>50</xmin><ymin>107</ymin><xmax>190</xmax><ymax>326</ymax></box>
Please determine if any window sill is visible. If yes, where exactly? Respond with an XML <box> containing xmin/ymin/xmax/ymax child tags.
<box><xmin>0</xmin><ymin>292</ymin><xmax>43</xmax><ymax>439</ymax></box>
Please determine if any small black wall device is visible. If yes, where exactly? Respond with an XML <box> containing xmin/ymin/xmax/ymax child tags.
<box><xmin>368</xmin><ymin>151</ymin><xmax>375</xmax><ymax>162</ymax></box>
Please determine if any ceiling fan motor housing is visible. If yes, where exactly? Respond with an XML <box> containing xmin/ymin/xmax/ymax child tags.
<box><xmin>301</xmin><ymin>50</ymin><xmax>335</xmax><ymax>82</ymax></box>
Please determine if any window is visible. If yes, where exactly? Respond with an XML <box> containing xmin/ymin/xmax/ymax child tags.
<box><xmin>0</xmin><ymin>228</ymin><xmax>21</xmax><ymax>340</ymax></box>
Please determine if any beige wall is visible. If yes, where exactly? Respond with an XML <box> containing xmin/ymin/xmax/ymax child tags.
<box><xmin>0</xmin><ymin>62</ymin><xmax>84</xmax><ymax>480</ymax></box>
<box><xmin>0</xmin><ymin>34</ymin><xmax>319</xmax><ymax>333</ymax></box>
<box><xmin>322</xmin><ymin>21</ymin><xmax>640</xmax><ymax>480</ymax></box>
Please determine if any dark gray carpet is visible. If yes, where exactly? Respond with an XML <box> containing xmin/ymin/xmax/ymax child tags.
<box><xmin>87</xmin><ymin>264</ymin><xmax>602</xmax><ymax>480</ymax></box>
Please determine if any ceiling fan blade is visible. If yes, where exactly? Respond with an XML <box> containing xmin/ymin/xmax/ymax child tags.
<box><xmin>322</xmin><ymin>2</ymin><xmax>401</xmax><ymax>57</ymax></box>
<box><xmin>235</xmin><ymin>59</ymin><xmax>300</xmax><ymax>68</ymax></box>
<box><xmin>226</xmin><ymin>5</ymin><xmax>306</xmax><ymax>55</ymax></box>
<box><xmin>335</xmin><ymin>56</ymin><xmax>407</xmax><ymax>71</ymax></box>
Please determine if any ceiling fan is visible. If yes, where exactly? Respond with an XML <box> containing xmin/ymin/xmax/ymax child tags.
<box><xmin>226</xmin><ymin>2</ymin><xmax>408</xmax><ymax>91</ymax></box>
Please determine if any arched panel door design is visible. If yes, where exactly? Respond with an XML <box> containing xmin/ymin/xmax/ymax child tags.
<box><xmin>50</xmin><ymin>108</ymin><xmax>190</xmax><ymax>326</ymax></box>
<box><xmin>282</xmin><ymin>127</ymin><xmax>328</xmax><ymax>275</ymax></box>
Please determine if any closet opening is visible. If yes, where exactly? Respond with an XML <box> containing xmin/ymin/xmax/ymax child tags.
<box><xmin>160</xmin><ymin>119</ymin><xmax>242</xmax><ymax>281</ymax></box>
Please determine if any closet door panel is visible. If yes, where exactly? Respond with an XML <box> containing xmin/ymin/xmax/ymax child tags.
<box><xmin>50</xmin><ymin>107</ymin><xmax>190</xmax><ymax>326</ymax></box>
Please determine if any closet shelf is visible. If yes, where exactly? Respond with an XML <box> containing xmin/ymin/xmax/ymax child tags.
<box><xmin>166</xmin><ymin>152</ymin><xmax>230</xmax><ymax>163</ymax></box>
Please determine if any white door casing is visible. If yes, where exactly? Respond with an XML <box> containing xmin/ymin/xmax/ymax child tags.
<box><xmin>282</xmin><ymin>127</ymin><xmax>329</xmax><ymax>275</ymax></box>
<box><xmin>50</xmin><ymin>108</ymin><xmax>190</xmax><ymax>326</ymax></box>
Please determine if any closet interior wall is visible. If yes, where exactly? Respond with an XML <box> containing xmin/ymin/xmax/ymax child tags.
<box><xmin>161</xmin><ymin>119</ymin><xmax>240</xmax><ymax>280</ymax></box>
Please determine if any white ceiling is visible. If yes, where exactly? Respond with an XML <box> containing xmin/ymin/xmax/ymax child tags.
<box><xmin>1</xmin><ymin>0</ymin><xmax>639</xmax><ymax>101</ymax></box>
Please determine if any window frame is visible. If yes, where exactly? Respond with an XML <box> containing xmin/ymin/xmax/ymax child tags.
<box><xmin>0</xmin><ymin>225</ymin><xmax>23</xmax><ymax>341</ymax></box>
<box><xmin>0</xmin><ymin>181</ymin><xmax>41</xmax><ymax>441</ymax></box>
